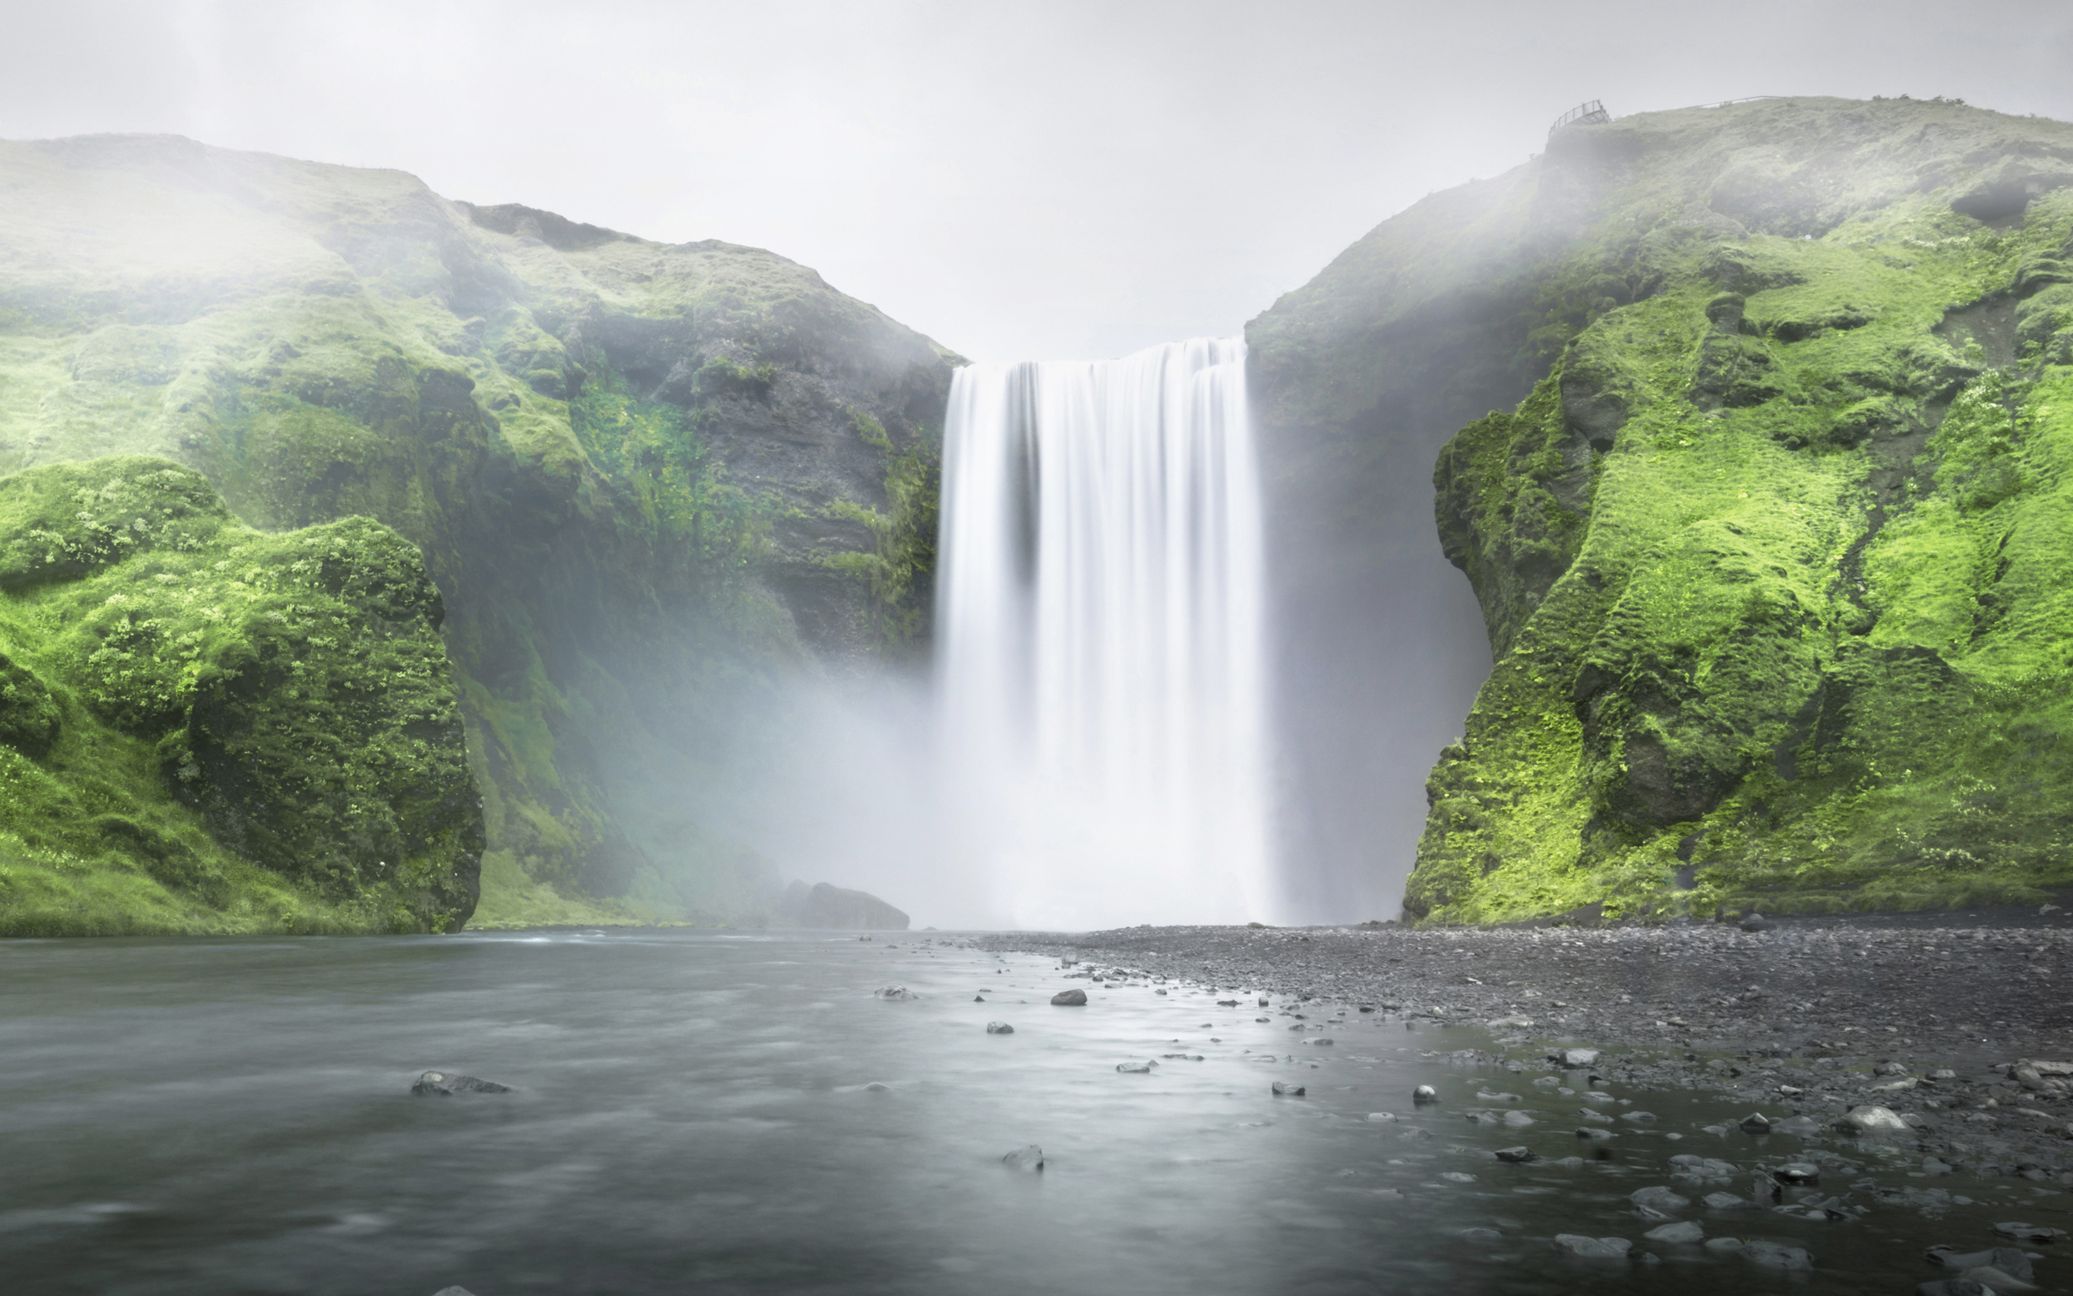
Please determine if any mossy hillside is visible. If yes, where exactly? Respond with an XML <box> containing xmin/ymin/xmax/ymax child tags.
<box><xmin>0</xmin><ymin>136</ymin><xmax>955</xmax><ymax>926</ymax></box>
<box><xmin>0</xmin><ymin>457</ymin><xmax>481</xmax><ymax>934</ymax></box>
<box><xmin>1245</xmin><ymin>97</ymin><xmax>2073</xmax><ymax>911</ymax></box>
<box><xmin>1410</xmin><ymin>139</ymin><xmax>2073</xmax><ymax>923</ymax></box>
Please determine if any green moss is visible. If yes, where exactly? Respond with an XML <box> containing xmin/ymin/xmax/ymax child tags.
<box><xmin>0</xmin><ymin>136</ymin><xmax>953</xmax><ymax>929</ymax></box>
<box><xmin>0</xmin><ymin>457</ymin><xmax>481</xmax><ymax>934</ymax></box>
<box><xmin>1412</xmin><ymin>143</ymin><xmax>2073</xmax><ymax>923</ymax></box>
<box><xmin>820</xmin><ymin>410</ymin><xmax>939</xmax><ymax>653</ymax></box>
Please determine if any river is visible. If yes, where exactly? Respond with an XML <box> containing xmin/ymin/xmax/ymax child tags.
<box><xmin>0</xmin><ymin>931</ymin><xmax>2049</xmax><ymax>1294</ymax></box>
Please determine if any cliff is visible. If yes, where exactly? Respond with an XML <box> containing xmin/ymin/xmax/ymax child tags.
<box><xmin>1311</xmin><ymin>96</ymin><xmax>2073</xmax><ymax>921</ymax></box>
<box><xmin>0</xmin><ymin>135</ymin><xmax>954</xmax><ymax>927</ymax></box>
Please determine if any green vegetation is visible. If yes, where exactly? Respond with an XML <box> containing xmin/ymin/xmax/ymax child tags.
<box><xmin>0</xmin><ymin>457</ymin><xmax>480</xmax><ymax>934</ymax></box>
<box><xmin>1407</xmin><ymin>100</ymin><xmax>2073</xmax><ymax>922</ymax></box>
<box><xmin>822</xmin><ymin>410</ymin><xmax>940</xmax><ymax>653</ymax></box>
<box><xmin>0</xmin><ymin>139</ymin><xmax>953</xmax><ymax>931</ymax></box>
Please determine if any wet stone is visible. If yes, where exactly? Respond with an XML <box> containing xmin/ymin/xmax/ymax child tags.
<box><xmin>1001</xmin><ymin>1145</ymin><xmax>1044</xmax><ymax>1172</ymax></box>
<box><xmin>1552</xmin><ymin>1235</ymin><xmax>1632</xmax><ymax>1260</ymax></box>
<box><xmin>1413</xmin><ymin>1085</ymin><xmax>1439</xmax><ymax>1104</ymax></box>
<box><xmin>1994</xmin><ymin>1222</ymin><xmax>2066</xmax><ymax>1243</ymax></box>
<box><xmin>411</xmin><ymin>1071</ymin><xmax>512</xmax><ymax>1097</ymax></box>
<box><xmin>1050</xmin><ymin>989</ymin><xmax>1088</xmax><ymax>1006</ymax></box>
<box><xmin>1740</xmin><ymin>1240</ymin><xmax>1813</xmax><ymax>1271</ymax></box>
<box><xmin>1644</xmin><ymin>1221</ymin><xmax>1704</xmax><ymax>1244</ymax></box>
<box><xmin>1494</xmin><ymin>1146</ymin><xmax>1539</xmax><ymax>1164</ymax></box>
<box><xmin>1271</xmin><ymin>1081</ymin><xmax>1306</xmax><ymax>1097</ymax></box>
<box><xmin>985</xmin><ymin>1021</ymin><xmax>1014</xmax><ymax>1034</ymax></box>
<box><xmin>1630</xmin><ymin>1186</ymin><xmax>1691</xmax><ymax>1216</ymax></box>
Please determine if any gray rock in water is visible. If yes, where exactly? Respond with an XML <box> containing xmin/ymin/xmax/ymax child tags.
<box><xmin>1271</xmin><ymin>1081</ymin><xmax>1306</xmax><ymax>1097</ymax></box>
<box><xmin>1644</xmin><ymin>1221</ymin><xmax>1704</xmax><ymax>1244</ymax></box>
<box><xmin>1914</xmin><ymin>1282</ymin><xmax>1994</xmax><ymax>1296</ymax></box>
<box><xmin>1701</xmin><ymin>1192</ymin><xmax>1747</xmax><ymax>1210</ymax></box>
<box><xmin>874</xmin><ymin>986</ymin><xmax>915</xmax><ymax>1001</ymax></box>
<box><xmin>1551</xmin><ymin>1234</ymin><xmax>1632</xmax><ymax>1260</ymax></box>
<box><xmin>1576</xmin><ymin>1127</ymin><xmax>1617</xmax><ymax>1141</ymax></box>
<box><xmin>1001</xmin><ymin>1144</ymin><xmax>1044</xmax><ymax>1172</ymax></box>
<box><xmin>1994</xmin><ymin>1221</ymin><xmax>2067</xmax><ymax>1243</ymax></box>
<box><xmin>1495</xmin><ymin>1146</ymin><xmax>1539</xmax><ymax>1163</ymax></box>
<box><xmin>1503</xmin><ymin>1110</ymin><xmax>1536</xmax><ymax>1127</ymax></box>
<box><xmin>1928</xmin><ymin>1246</ymin><xmax>2034</xmax><ymax>1281</ymax></box>
<box><xmin>1740</xmin><ymin>1240</ymin><xmax>1813</xmax><ymax>1271</ymax></box>
<box><xmin>412</xmin><ymin>1071</ymin><xmax>512</xmax><ymax>1097</ymax></box>
<box><xmin>432</xmin><ymin>1288</ymin><xmax>479</xmax><ymax>1296</ymax></box>
<box><xmin>1771</xmin><ymin>1163</ymin><xmax>1820</xmax><ymax>1186</ymax></box>
<box><xmin>1629</xmin><ymin>1186</ymin><xmax>1691</xmax><ymax>1215</ymax></box>
<box><xmin>1413</xmin><ymin>1084</ymin><xmax>1439</xmax><ymax>1104</ymax></box>
<box><xmin>1837</xmin><ymin>1104</ymin><xmax>1909</xmax><ymax>1133</ymax></box>
<box><xmin>1552</xmin><ymin>1048</ymin><xmax>1601</xmax><ymax>1069</ymax></box>
<box><xmin>1116</xmin><ymin>1061</ymin><xmax>1155</xmax><ymax>1074</ymax></box>
<box><xmin>1739</xmin><ymin>1112</ymin><xmax>1772</xmax><ymax>1134</ymax></box>
<box><xmin>985</xmin><ymin>1021</ymin><xmax>1014</xmax><ymax>1034</ymax></box>
<box><xmin>1050</xmin><ymin>989</ymin><xmax>1088</xmax><ymax>1006</ymax></box>
<box><xmin>1703</xmin><ymin>1237</ymin><xmax>1744</xmax><ymax>1254</ymax></box>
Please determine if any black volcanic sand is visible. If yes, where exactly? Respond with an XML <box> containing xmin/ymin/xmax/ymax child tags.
<box><xmin>978</xmin><ymin>919</ymin><xmax>2073</xmax><ymax>1188</ymax></box>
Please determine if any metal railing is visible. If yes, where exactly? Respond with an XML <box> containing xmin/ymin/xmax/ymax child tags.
<box><xmin>1548</xmin><ymin>99</ymin><xmax>1611</xmax><ymax>137</ymax></box>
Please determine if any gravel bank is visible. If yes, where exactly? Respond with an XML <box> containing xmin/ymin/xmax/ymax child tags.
<box><xmin>976</xmin><ymin>920</ymin><xmax>2073</xmax><ymax>1183</ymax></box>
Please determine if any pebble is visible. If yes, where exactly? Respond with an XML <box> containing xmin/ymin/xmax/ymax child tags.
<box><xmin>1629</xmin><ymin>1186</ymin><xmax>1690</xmax><ymax>1215</ymax></box>
<box><xmin>411</xmin><ymin>1071</ymin><xmax>512</xmax><ymax>1097</ymax></box>
<box><xmin>1837</xmin><ymin>1104</ymin><xmax>1910</xmax><ymax>1133</ymax></box>
<box><xmin>1740</xmin><ymin>1240</ymin><xmax>1813</xmax><ymax>1271</ymax></box>
<box><xmin>1993</xmin><ymin>1221</ymin><xmax>2066</xmax><ymax>1243</ymax></box>
<box><xmin>1643</xmin><ymin>1220</ymin><xmax>1703</xmax><ymax>1244</ymax></box>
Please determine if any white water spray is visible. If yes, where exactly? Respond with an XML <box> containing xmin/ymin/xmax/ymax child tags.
<box><xmin>936</xmin><ymin>338</ymin><xmax>1276</xmax><ymax>929</ymax></box>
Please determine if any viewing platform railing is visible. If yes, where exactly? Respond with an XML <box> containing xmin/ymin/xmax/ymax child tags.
<box><xmin>1548</xmin><ymin>99</ymin><xmax>1610</xmax><ymax>137</ymax></box>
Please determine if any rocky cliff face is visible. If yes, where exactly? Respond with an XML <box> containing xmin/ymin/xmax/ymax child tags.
<box><xmin>0</xmin><ymin>135</ymin><xmax>954</xmax><ymax>926</ymax></box>
<box><xmin>1339</xmin><ymin>97</ymin><xmax>2073</xmax><ymax>921</ymax></box>
<box><xmin>0</xmin><ymin>458</ymin><xmax>480</xmax><ymax>933</ymax></box>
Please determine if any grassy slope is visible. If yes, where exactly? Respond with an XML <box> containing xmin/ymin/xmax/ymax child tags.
<box><xmin>0</xmin><ymin>136</ymin><xmax>953</xmax><ymax>929</ymax></box>
<box><xmin>0</xmin><ymin>458</ymin><xmax>480</xmax><ymax>934</ymax></box>
<box><xmin>1405</xmin><ymin>97</ymin><xmax>2073</xmax><ymax>921</ymax></box>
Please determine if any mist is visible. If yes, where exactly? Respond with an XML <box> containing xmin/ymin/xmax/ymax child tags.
<box><xmin>6</xmin><ymin>1</ymin><xmax>2072</xmax><ymax>364</ymax></box>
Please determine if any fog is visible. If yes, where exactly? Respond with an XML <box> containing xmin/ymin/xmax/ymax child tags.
<box><xmin>6</xmin><ymin>0</ymin><xmax>2073</xmax><ymax>363</ymax></box>
<box><xmin>8</xmin><ymin>2</ymin><xmax>2073</xmax><ymax>930</ymax></box>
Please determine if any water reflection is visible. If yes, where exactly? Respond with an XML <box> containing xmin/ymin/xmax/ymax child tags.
<box><xmin>0</xmin><ymin>933</ymin><xmax>2050</xmax><ymax>1294</ymax></box>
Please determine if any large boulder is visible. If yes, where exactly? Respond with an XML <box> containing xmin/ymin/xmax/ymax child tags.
<box><xmin>773</xmin><ymin>880</ymin><xmax>909</xmax><ymax>930</ymax></box>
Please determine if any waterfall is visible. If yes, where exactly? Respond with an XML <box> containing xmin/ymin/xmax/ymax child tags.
<box><xmin>936</xmin><ymin>338</ymin><xmax>1276</xmax><ymax>929</ymax></box>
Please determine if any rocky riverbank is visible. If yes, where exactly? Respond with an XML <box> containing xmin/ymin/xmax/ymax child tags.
<box><xmin>976</xmin><ymin>919</ymin><xmax>2073</xmax><ymax>1191</ymax></box>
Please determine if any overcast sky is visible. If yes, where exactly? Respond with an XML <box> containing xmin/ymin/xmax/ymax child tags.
<box><xmin>6</xmin><ymin>0</ymin><xmax>2073</xmax><ymax>361</ymax></box>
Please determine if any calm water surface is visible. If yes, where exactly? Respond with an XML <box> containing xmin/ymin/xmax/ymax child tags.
<box><xmin>0</xmin><ymin>932</ymin><xmax>2055</xmax><ymax>1294</ymax></box>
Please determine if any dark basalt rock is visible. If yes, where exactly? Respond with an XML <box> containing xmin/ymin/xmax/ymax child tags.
<box><xmin>1050</xmin><ymin>989</ymin><xmax>1088</xmax><ymax>1006</ymax></box>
